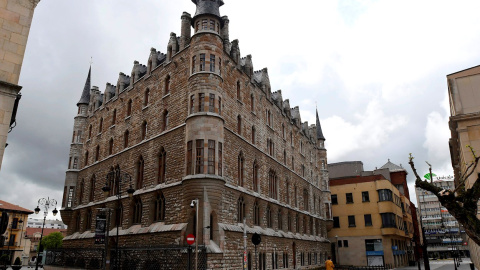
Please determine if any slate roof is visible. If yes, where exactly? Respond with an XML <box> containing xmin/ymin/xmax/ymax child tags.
<box><xmin>316</xmin><ymin>109</ymin><xmax>325</xmax><ymax>140</ymax></box>
<box><xmin>0</xmin><ymin>200</ymin><xmax>33</xmax><ymax>214</ymax></box>
<box><xmin>77</xmin><ymin>66</ymin><xmax>91</xmax><ymax>106</ymax></box>
<box><xmin>380</xmin><ymin>159</ymin><xmax>405</xmax><ymax>172</ymax></box>
<box><xmin>192</xmin><ymin>0</ymin><xmax>224</xmax><ymax>20</ymax></box>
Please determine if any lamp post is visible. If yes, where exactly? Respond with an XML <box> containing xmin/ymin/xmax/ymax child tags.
<box><xmin>34</xmin><ymin>197</ymin><xmax>58</xmax><ymax>270</ymax></box>
<box><xmin>101</xmin><ymin>168</ymin><xmax>135</xmax><ymax>270</ymax></box>
<box><xmin>335</xmin><ymin>235</ymin><xmax>339</xmax><ymax>266</ymax></box>
<box><xmin>190</xmin><ymin>199</ymin><xmax>199</xmax><ymax>270</ymax></box>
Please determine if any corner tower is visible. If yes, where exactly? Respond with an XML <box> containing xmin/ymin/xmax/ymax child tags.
<box><xmin>60</xmin><ymin>66</ymin><xmax>91</xmax><ymax>225</ymax></box>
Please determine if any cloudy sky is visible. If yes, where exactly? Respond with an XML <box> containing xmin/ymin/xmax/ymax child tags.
<box><xmin>1</xmin><ymin>0</ymin><xmax>480</xmax><ymax>219</ymax></box>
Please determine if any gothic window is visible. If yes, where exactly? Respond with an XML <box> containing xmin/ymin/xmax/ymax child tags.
<box><xmin>282</xmin><ymin>124</ymin><xmax>285</xmax><ymax>139</ymax></box>
<box><xmin>136</xmin><ymin>156</ymin><xmax>144</xmax><ymax>189</ymax></box>
<box><xmin>208</xmin><ymin>140</ymin><xmax>215</xmax><ymax>174</ymax></box>
<box><xmin>237</xmin><ymin>81</ymin><xmax>241</xmax><ymax>100</ymax></box>
<box><xmin>210</xmin><ymin>54</ymin><xmax>215</xmax><ymax>72</ymax></box>
<box><xmin>99</xmin><ymin>118</ymin><xmax>103</xmax><ymax>134</ymax></box>
<box><xmin>165</xmin><ymin>75</ymin><xmax>171</xmax><ymax>94</ymax></box>
<box><xmin>252</xmin><ymin>126</ymin><xmax>256</xmax><ymax>144</ymax></box>
<box><xmin>124</xmin><ymin>130</ymin><xmax>129</xmax><ymax>148</ymax></box>
<box><xmin>250</xmin><ymin>94</ymin><xmax>254</xmax><ymax>112</ymax></box>
<box><xmin>192</xmin><ymin>56</ymin><xmax>196</xmax><ymax>73</ymax></box>
<box><xmin>127</xmin><ymin>99</ymin><xmax>132</xmax><ymax>117</ymax></box>
<box><xmin>199</xmin><ymin>93</ymin><xmax>205</xmax><ymax>112</ymax></box>
<box><xmin>73</xmin><ymin>157</ymin><xmax>78</xmax><ymax>169</ymax></box>
<box><xmin>294</xmin><ymin>186</ymin><xmax>298</xmax><ymax>207</ymax></box>
<box><xmin>267</xmin><ymin>110</ymin><xmax>271</xmax><ymax>126</ymax></box>
<box><xmin>141</xmin><ymin>121</ymin><xmax>147</xmax><ymax>140</ymax></box>
<box><xmin>218</xmin><ymin>97</ymin><xmax>222</xmax><ymax>115</ymax></box>
<box><xmin>278</xmin><ymin>209</ymin><xmax>283</xmax><ymax>230</ymax></box>
<box><xmin>112</xmin><ymin>109</ymin><xmax>117</xmax><ymax>126</ymax></box>
<box><xmin>195</xmin><ymin>139</ymin><xmax>204</xmax><ymax>174</ymax></box>
<box><xmin>154</xmin><ymin>193</ymin><xmax>166</xmax><ymax>221</ymax></box>
<box><xmin>88</xmin><ymin>125</ymin><xmax>92</xmax><ymax>139</ymax></box>
<box><xmin>79</xmin><ymin>180</ymin><xmax>84</xmax><ymax>204</ymax></box>
<box><xmin>287</xmin><ymin>212</ymin><xmax>292</xmax><ymax>231</ymax></box>
<box><xmin>109</xmin><ymin>138</ymin><xmax>113</xmax><ymax>155</ymax></box>
<box><xmin>158</xmin><ymin>148</ymin><xmax>166</xmax><ymax>184</ymax></box>
<box><xmin>162</xmin><ymin>110</ymin><xmax>169</xmax><ymax>131</ymax></box>
<box><xmin>219</xmin><ymin>57</ymin><xmax>222</xmax><ymax>75</ymax></box>
<box><xmin>253</xmin><ymin>201</ymin><xmax>260</xmax><ymax>226</ymax></box>
<box><xmin>209</xmin><ymin>94</ymin><xmax>215</xmax><ymax>113</ymax></box>
<box><xmin>266</xmin><ymin>205</ymin><xmax>272</xmax><ymax>228</ymax></box>
<box><xmin>292</xmin><ymin>156</ymin><xmax>295</xmax><ymax>171</ymax></box>
<box><xmin>85</xmin><ymin>209</ymin><xmax>92</xmax><ymax>231</ymax></box>
<box><xmin>95</xmin><ymin>145</ymin><xmax>100</xmax><ymax>162</ymax></box>
<box><xmin>302</xmin><ymin>164</ymin><xmax>305</xmax><ymax>177</ymax></box>
<box><xmin>218</xmin><ymin>142</ymin><xmax>223</xmax><ymax>176</ymax></box>
<box><xmin>237</xmin><ymin>197</ymin><xmax>245</xmax><ymax>223</ymax></box>
<box><xmin>286</xmin><ymin>181</ymin><xmax>290</xmax><ymax>205</ymax></box>
<box><xmin>283</xmin><ymin>150</ymin><xmax>286</xmax><ymax>165</ymax></box>
<box><xmin>200</xmin><ymin>54</ymin><xmax>205</xmax><ymax>71</ymax></box>
<box><xmin>268</xmin><ymin>170</ymin><xmax>277</xmax><ymax>200</ymax></box>
<box><xmin>253</xmin><ymin>160</ymin><xmax>259</xmax><ymax>192</ymax></box>
<box><xmin>295</xmin><ymin>213</ymin><xmax>300</xmax><ymax>233</ymax></box>
<box><xmin>144</xmin><ymin>89</ymin><xmax>149</xmax><ymax>106</ymax></box>
<box><xmin>190</xmin><ymin>95</ymin><xmax>195</xmax><ymax>114</ymax></box>
<box><xmin>89</xmin><ymin>175</ymin><xmax>95</xmax><ymax>202</ymax></box>
<box><xmin>76</xmin><ymin>130</ymin><xmax>82</xmax><ymax>143</ymax></box>
<box><xmin>187</xmin><ymin>141</ymin><xmax>193</xmax><ymax>175</ymax></box>
<box><xmin>108</xmin><ymin>167</ymin><xmax>116</xmax><ymax>196</ymax></box>
<box><xmin>84</xmin><ymin>151</ymin><xmax>89</xmax><ymax>167</ymax></box>
<box><xmin>238</xmin><ymin>152</ymin><xmax>244</xmax><ymax>186</ymax></box>
<box><xmin>237</xmin><ymin>115</ymin><xmax>242</xmax><ymax>135</ymax></box>
<box><xmin>132</xmin><ymin>197</ymin><xmax>142</xmax><ymax>224</ymax></box>
<box><xmin>303</xmin><ymin>189</ymin><xmax>309</xmax><ymax>211</ymax></box>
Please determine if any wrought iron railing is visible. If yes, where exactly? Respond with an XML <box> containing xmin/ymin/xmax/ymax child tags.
<box><xmin>45</xmin><ymin>248</ymin><xmax>105</xmax><ymax>269</ymax></box>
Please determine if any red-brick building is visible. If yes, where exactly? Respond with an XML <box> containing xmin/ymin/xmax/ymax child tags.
<box><xmin>60</xmin><ymin>1</ymin><xmax>332</xmax><ymax>269</ymax></box>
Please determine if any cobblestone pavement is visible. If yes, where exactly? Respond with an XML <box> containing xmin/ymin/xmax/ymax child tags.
<box><xmin>396</xmin><ymin>259</ymin><xmax>477</xmax><ymax>270</ymax></box>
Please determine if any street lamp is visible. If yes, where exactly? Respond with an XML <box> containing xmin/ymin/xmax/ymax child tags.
<box><xmin>101</xmin><ymin>168</ymin><xmax>134</xmax><ymax>270</ymax></box>
<box><xmin>34</xmin><ymin>197</ymin><xmax>58</xmax><ymax>270</ymax></box>
<box><xmin>190</xmin><ymin>199</ymin><xmax>199</xmax><ymax>270</ymax></box>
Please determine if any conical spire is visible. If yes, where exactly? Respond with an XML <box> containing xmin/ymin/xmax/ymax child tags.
<box><xmin>77</xmin><ymin>66</ymin><xmax>91</xmax><ymax>106</ymax></box>
<box><xmin>191</xmin><ymin>0</ymin><xmax>224</xmax><ymax>21</ymax></box>
<box><xmin>316</xmin><ymin>109</ymin><xmax>325</xmax><ymax>140</ymax></box>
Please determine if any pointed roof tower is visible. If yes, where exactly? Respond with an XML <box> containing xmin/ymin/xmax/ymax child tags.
<box><xmin>191</xmin><ymin>0</ymin><xmax>224</xmax><ymax>23</ymax></box>
<box><xmin>77</xmin><ymin>66</ymin><xmax>91</xmax><ymax>106</ymax></box>
<box><xmin>316</xmin><ymin>109</ymin><xmax>325</xmax><ymax>141</ymax></box>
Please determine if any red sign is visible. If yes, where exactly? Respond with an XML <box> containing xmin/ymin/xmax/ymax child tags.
<box><xmin>187</xmin><ymin>234</ymin><xmax>195</xmax><ymax>245</ymax></box>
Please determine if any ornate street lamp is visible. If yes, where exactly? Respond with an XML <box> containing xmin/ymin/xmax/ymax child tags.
<box><xmin>190</xmin><ymin>199</ymin><xmax>199</xmax><ymax>270</ymax></box>
<box><xmin>101</xmin><ymin>168</ymin><xmax>134</xmax><ymax>270</ymax></box>
<box><xmin>34</xmin><ymin>197</ymin><xmax>58</xmax><ymax>270</ymax></box>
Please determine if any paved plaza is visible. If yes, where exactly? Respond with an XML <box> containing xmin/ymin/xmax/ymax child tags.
<box><xmin>397</xmin><ymin>259</ymin><xmax>477</xmax><ymax>270</ymax></box>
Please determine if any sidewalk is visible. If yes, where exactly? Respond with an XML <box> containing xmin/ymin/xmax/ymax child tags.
<box><xmin>396</xmin><ymin>259</ymin><xmax>477</xmax><ymax>270</ymax></box>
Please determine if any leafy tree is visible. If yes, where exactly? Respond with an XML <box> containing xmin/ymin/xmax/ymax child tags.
<box><xmin>40</xmin><ymin>231</ymin><xmax>63</xmax><ymax>250</ymax></box>
<box><xmin>409</xmin><ymin>148</ymin><xmax>480</xmax><ymax>246</ymax></box>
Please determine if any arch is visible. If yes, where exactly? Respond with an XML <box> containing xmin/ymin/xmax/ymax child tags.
<box><xmin>136</xmin><ymin>156</ymin><xmax>145</xmax><ymax>189</ymax></box>
<box><xmin>236</xmin><ymin>81</ymin><xmax>241</xmax><ymax>99</ymax></box>
<box><xmin>88</xmin><ymin>125</ymin><xmax>92</xmax><ymax>139</ymax></box>
<box><xmin>158</xmin><ymin>147</ymin><xmax>167</xmax><ymax>184</ymax></box>
<box><xmin>268</xmin><ymin>170</ymin><xmax>277</xmax><ymax>200</ymax></box>
<box><xmin>141</xmin><ymin>121</ymin><xmax>148</xmax><ymax>140</ymax></box>
<box><xmin>85</xmin><ymin>208</ymin><xmax>92</xmax><ymax>232</ymax></box>
<box><xmin>144</xmin><ymin>88</ymin><xmax>150</xmax><ymax>106</ymax></box>
<box><xmin>127</xmin><ymin>99</ymin><xmax>132</xmax><ymax>117</ymax></box>
<box><xmin>108</xmin><ymin>138</ymin><xmax>114</xmax><ymax>155</ymax></box>
<box><xmin>99</xmin><ymin>118</ymin><xmax>103</xmax><ymax>133</ymax></box>
<box><xmin>251</xmin><ymin>126</ymin><xmax>256</xmax><ymax>144</ymax></box>
<box><xmin>237</xmin><ymin>115</ymin><xmax>242</xmax><ymax>135</ymax></box>
<box><xmin>84</xmin><ymin>151</ymin><xmax>89</xmax><ymax>167</ymax></box>
<box><xmin>112</xmin><ymin>109</ymin><xmax>117</xmax><ymax>126</ymax></box>
<box><xmin>277</xmin><ymin>209</ymin><xmax>283</xmax><ymax>230</ymax></box>
<box><xmin>252</xmin><ymin>160</ymin><xmax>259</xmax><ymax>192</ymax></box>
<box><xmin>238</xmin><ymin>152</ymin><xmax>244</xmax><ymax>186</ymax></box>
<box><xmin>132</xmin><ymin>196</ymin><xmax>143</xmax><ymax>225</ymax></box>
<box><xmin>162</xmin><ymin>110</ymin><xmax>169</xmax><ymax>131</ymax></box>
<box><xmin>95</xmin><ymin>145</ymin><xmax>100</xmax><ymax>162</ymax></box>
<box><xmin>89</xmin><ymin>175</ymin><xmax>96</xmax><ymax>202</ymax></box>
<box><xmin>124</xmin><ymin>130</ymin><xmax>129</xmax><ymax>148</ymax></box>
<box><xmin>165</xmin><ymin>75</ymin><xmax>171</xmax><ymax>95</ymax></box>
<box><xmin>250</xmin><ymin>93</ymin><xmax>254</xmax><ymax>112</ymax></box>
<box><xmin>266</xmin><ymin>205</ymin><xmax>272</xmax><ymax>228</ymax></box>
<box><xmin>253</xmin><ymin>200</ymin><xmax>260</xmax><ymax>226</ymax></box>
<box><xmin>153</xmin><ymin>192</ymin><xmax>166</xmax><ymax>222</ymax></box>
<box><xmin>237</xmin><ymin>196</ymin><xmax>245</xmax><ymax>223</ymax></box>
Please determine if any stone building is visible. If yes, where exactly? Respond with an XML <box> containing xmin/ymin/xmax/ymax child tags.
<box><xmin>327</xmin><ymin>161</ymin><xmax>415</xmax><ymax>268</ymax></box>
<box><xmin>447</xmin><ymin>65</ymin><xmax>480</xmax><ymax>268</ymax></box>
<box><xmin>0</xmin><ymin>0</ymin><xmax>40</xmax><ymax>170</ymax></box>
<box><xmin>60</xmin><ymin>0</ymin><xmax>332</xmax><ymax>269</ymax></box>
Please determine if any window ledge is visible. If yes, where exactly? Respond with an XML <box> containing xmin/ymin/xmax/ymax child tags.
<box><xmin>162</xmin><ymin>93</ymin><xmax>171</xmax><ymax>99</ymax></box>
<box><xmin>110</xmin><ymin>125</ymin><xmax>116</xmax><ymax>129</ymax></box>
<box><xmin>125</xmin><ymin>116</ymin><xmax>131</xmax><ymax>121</ymax></box>
<box><xmin>142</xmin><ymin>105</ymin><xmax>150</xmax><ymax>111</ymax></box>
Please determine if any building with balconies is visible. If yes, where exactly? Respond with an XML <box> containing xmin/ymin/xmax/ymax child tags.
<box><xmin>327</xmin><ymin>161</ymin><xmax>415</xmax><ymax>268</ymax></box>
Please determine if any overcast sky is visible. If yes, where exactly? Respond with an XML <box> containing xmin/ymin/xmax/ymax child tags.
<box><xmin>1</xmin><ymin>0</ymin><xmax>480</xmax><ymax>220</ymax></box>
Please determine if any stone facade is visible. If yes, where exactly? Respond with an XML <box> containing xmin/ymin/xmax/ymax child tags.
<box><xmin>0</xmin><ymin>0</ymin><xmax>40</xmax><ymax>170</ymax></box>
<box><xmin>60</xmin><ymin>1</ymin><xmax>332</xmax><ymax>269</ymax></box>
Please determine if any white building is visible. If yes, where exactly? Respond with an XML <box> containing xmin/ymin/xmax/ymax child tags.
<box><xmin>27</xmin><ymin>218</ymin><xmax>67</xmax><ymax>229</ymax></box>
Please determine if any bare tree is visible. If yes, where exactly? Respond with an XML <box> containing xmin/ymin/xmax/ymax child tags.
<box><xmin>409</xmin><ymin>147</ymin><xmax>480</xmax><ymax>246</ymax></box>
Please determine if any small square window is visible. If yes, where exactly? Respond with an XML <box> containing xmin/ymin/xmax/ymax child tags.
<box><xmin>346</xmin><ymin>193</ymin><xmax>353</xmax><ymax>204</ymax></box>
<box><xmin>338</xmin><ymin>240</ymin><xmax>342</xmax><ymax>248</ymax></box>
<box><xmin>343</xmin><ymin>240</ymin><xmax>349</xmax><ymax>248</ymax></box>
<box><xmin>333</xmin><ymin>217</ymin><xmax>340</xmax><ymax>228</ymax></box>
<box><xmin>362</xmin><ymin>191</ymin><xmax>370</xmax><ymax>202</ymax></box>
<box><xmin>348</xmin><ymin>215</ymin><xmax>356</xmax><ymax>227</ymax></box>
<box><xmin>331</xmin><ymin>195</ymin><xmax>338</xmax><ymax>205</ymax></box>
<box><xmin>364</xmin><ymin>214</ymin><xmax>373</xmax><ymax>226</ymax></box>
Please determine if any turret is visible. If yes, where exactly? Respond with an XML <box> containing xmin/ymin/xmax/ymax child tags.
<box><xmin>180</xmin><ymin>12</ymin><xmax>192</xmax><ymax>50</ymax></box>
<box><xmin>167</xmin><ymin>32</ymin><xmax>179</xmax><ymax>62</ymax></box>
<box><xmin>191</xmin><ymin>0</ymin><xmax>224</xmax><ymax>23</ymax></box>
<box><xmin>316</xmin><ymin>109</ymin><xmax>326</xmax><ymax>148</ymax></box>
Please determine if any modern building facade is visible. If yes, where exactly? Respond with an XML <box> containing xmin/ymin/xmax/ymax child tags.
<box><xmin>415</xmin><ymin>176</ymin><xmax>469</xmax><ymax>259</ymax></box>
<box><xmin>0</xmin><ymin>0</ymin><xmax>40</xmax><ymax>170</ymax></box>
<box><xmin>27</xmin><ymin>218</ymin><xmax>67</xmax><ymax>229</ymax></box>
<box><xmin>447</xmin><ymin>65</ymin><xmax>480</xmax><ymax>268</ymax></box>
<box><xmin>60</xmin><ymin>1</ymin><xmax>333</xmax><ymax>269</ymax></box>
<box><xmin>327</xmin><ymin>161</ymin><xmax>415</xmax><ymax>268</ymax></box>
<box><xmin>0</xmin><ymin>200</ymin><xmax>33</xmax><ymax>265</ymax></box>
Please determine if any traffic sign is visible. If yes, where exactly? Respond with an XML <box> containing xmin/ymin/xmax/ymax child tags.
<box><xmin>187</xmin><ymin>234</ymin><xmax>196</xmax><ymax>245</ymax></box>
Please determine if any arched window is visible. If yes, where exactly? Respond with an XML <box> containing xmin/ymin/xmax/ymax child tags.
<box><xmin>250</xmin><ymin>94</ymin><xmax>254</xmax><ymax>112</ymax></box>
<box><xmin>132</xmin><ymin>197</ymin><xmax>143</xmax><ymax>224</ymax></box>
<box><xmin>165</xmin><ymin>75</ymin><xmax>171</xmax><ymax>94</ymax></box>
<box><xmin>269</xmin><ymin>170</ymin><xmax>277</xmax><ymax>200</ymax></box>
<box><xmin>73</xmin><ymin>157</ymin><xmax>78</xmax><ymax>169</ymax></box>
<box><xmin>89</xmin><ymin>175</ymin><xmax>95</xmax><ymax>202</ymax></box>
<box><xmin>112</xmin><ymin>109</ymin><xmax>117</xmax><ymax>126</ymax></box>
<box><xmin>141</xmin><ymin>121</ymin><xmax>148</xmax><ymax>140</ymax></box>
<box><xmin>253</xmin><ymin>201</ymin><xmax>260</xmax><ymax>226</ymax></box>
<box><xmin>303</xmin><ymin>189</ymin><xmax>309</xmax><ymax>211</ymax></box>
<box><xmin>295</xmin><ymin>213</ymin><xmax>300</xmax><ymax>233</ymax></box>
<box><xmin>158</xmin><ymin>148</ymin><xmax>166</xmax><ymax>184</ymax></box>
<box><xmin>144</xmin><ymin>89</ymin><xmax>150</xmax><ymax>106</ymax></box>
<box><xmin>127</xmin><ymin>99</ymin><xmax>132</xmax><ymax>117</ymax></box>
<box><xmin>114</xmin><ymin>204</ymin><xmax>123</xmax><ymax>228</ymax></box>
<box><xmin>266</xmin><ymin>205</ymin><xmax>272</xmax><ymax>228</ymax></box>
<box><xmin>84</xmin><ymin>151</ymin><xmax>89</xmax><ymax>167</ymax></box>
<box><xmin>88</xmin><ymin>125</ymin><xmax>92</xmax><ymax>139</ymax></box>
<box><xmin>253</xmin><ymin>160</ymin><xmax>259</xmax><ymax>192</ymax></box>
<box><xmin>108</xmin><ymin>138</ymin><xmax>114</xmax><ymax>155</ymax></box>
<box><xmin>136</xmin><ymin>156</ymin><xmax>144</xmax><ymax>189</ymax></box>
<box><xmin>95</xmin><ymin>145</ymin><xmax>100</xmax><ymax>162</ymax></box>
<box><xmin>154</xmin><ymin>193</ymin><xmax>166</xmax><ymax>221</ymax></box>
<box><xmin>99</xmin><ymin>118</ymin><xmax>103</xmax><ymax>134</ymax></box>
<box><xmin>252</xmin><ymin>126</ymin><xmax>256</xmax><ymax>144</ymax></box>
<box><xmin>283</xmin><ymin>150</ymin><xmax>287</xmax><ymax>165</ymax></box>
<box><xmin>278</xmin><ymin>209</ymin><xmax>283</xmax><ymax>230</ymax></box>
<box><xmin>79</xmin><ymin>180</ymin><xmax>84</xmax><ymax>204</ymax></box>
<box><xmin>237</xmin><ymin>115</ymin><xmax>242</xmax><ymax>135</ymax></box>
<box><xmin>192</xmin><ymin>56</ymin><xmax>196</xmax><ymax>73</ymax></box>
<box><xmin>124</xmin><ymin>130</ymin><xmax>129</xmax><ymax>148</ymax></box>
<box><xmin>287</xmin><ymin>212</ymin><xmax>292</xmax><ymax>232</ymax></box>
<box><xmin>237</xmin><ymin>81</ymin><xmax>241</xmax><ymax>99</ymax></box>
<box><xmin>238</xmin><ymin>152</ymin><xmax>244</xmax><ymax>186</ymax></box>
<box><xmin>237</xmin><ymin>197</ymin><xmax>245</xmax><ymax>223</ymax></box>
<box><xmin>85</xmin><ymin>209</ymin><xmax>92</xmax><ymax>231</ymax></box>
<box><xmin>162</xmin><ymin>110</ymin><xmax>169</xmax><ymax>131</ymax></box>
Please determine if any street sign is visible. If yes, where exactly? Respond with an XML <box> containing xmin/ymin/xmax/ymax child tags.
<box><xmin>187</xmin><ymin>234</ymin><xmax>195</xmax><ymax>245</ymax></box>
<box><xmin>252</xmin><ymin>233</ymin><xmax>261</xmax><ymax>246</ymax></box>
